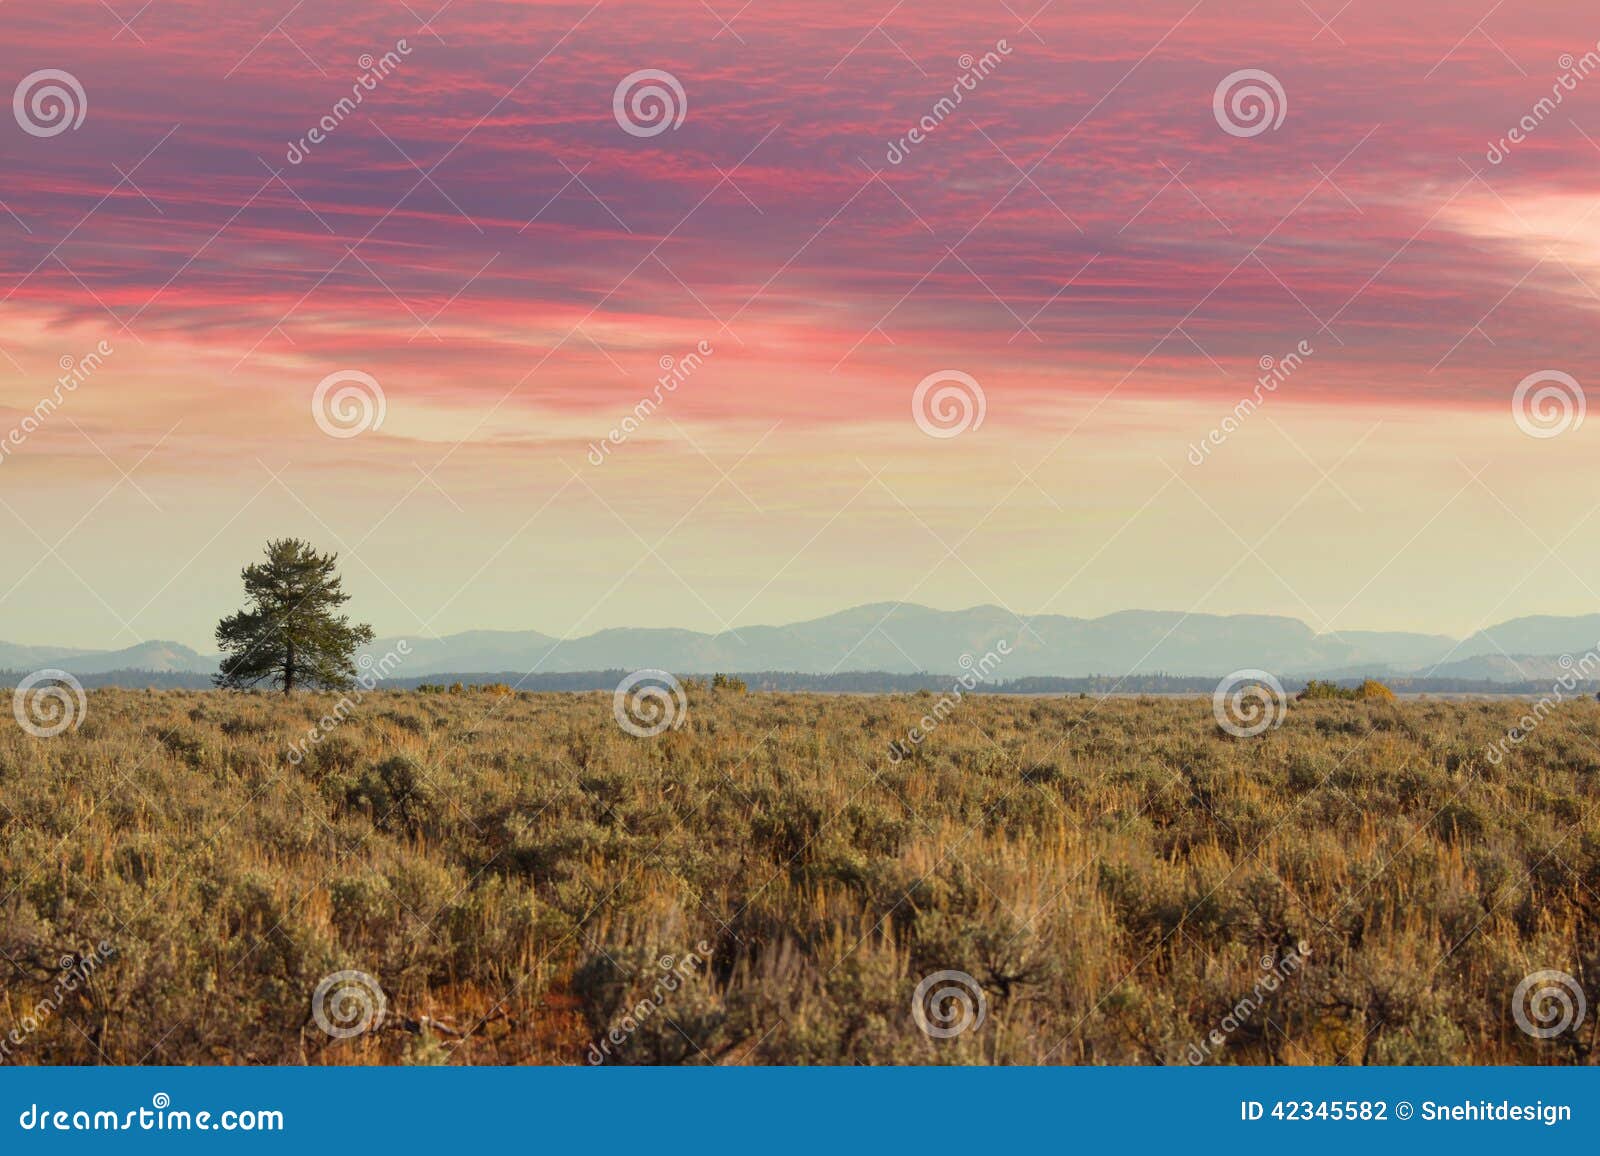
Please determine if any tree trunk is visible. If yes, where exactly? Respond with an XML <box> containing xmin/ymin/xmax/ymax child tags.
<box><xmin>284</xmin><ymin>638</ymin><xmax>296</xmax><ymax>694</ymax></box>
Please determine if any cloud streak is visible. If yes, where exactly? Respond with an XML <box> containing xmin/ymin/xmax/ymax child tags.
<box><xmin>2</xmin><ymin>0</ymin><xmax>1599</xmax><ymax>645</ymax></box>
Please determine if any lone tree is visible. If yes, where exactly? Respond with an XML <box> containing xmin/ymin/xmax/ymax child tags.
<box><xmin>214</xmin><ymin>538</ymin><xmax>374</xmax><ymax>693</ymax></box>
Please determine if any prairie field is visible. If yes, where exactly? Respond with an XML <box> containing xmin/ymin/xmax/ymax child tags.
<box><xmin>2</xmin><ymin>687</ymin><xmax>1597</xmax><ymax>1065</ymax></box>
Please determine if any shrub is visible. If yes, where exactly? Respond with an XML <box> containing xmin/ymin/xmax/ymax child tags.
<box><xmin>4</xmin><ymin>688</ymin><xmax>1593</xmax><ymax>1066</ymax></box>
<box><xmin>1298</xmin><ymin>678</ymin><xmax>1395</xmax><ymax>702</ymax></box>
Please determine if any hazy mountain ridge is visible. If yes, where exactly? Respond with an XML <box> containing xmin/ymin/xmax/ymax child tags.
<box><xmin>7</xmin><ymin>604</ymin><xmax>1600</xmax><ymax>683</ymax></box>
<box><xmin>0</xmin><ymin>640</ymin><xmax>211</xmax><ymax>675</ymax></box>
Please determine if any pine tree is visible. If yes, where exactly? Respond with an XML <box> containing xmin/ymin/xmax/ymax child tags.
<box><xmin>214</xmin><ymin>538</ymin><xmax>375</xmax><ymax>693</ymax></box>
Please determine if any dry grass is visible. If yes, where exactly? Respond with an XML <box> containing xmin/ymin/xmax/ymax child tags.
<box><xmin>2</xmin><ymin>687</ymin><xmax>1598</xmax><ymax>1065</ymax></box>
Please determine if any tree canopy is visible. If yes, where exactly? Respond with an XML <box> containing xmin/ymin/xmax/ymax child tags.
<box><xmin>214</xmin><ymin>538</ymin><xmax>374</xmax><ymax>693</ymax></box>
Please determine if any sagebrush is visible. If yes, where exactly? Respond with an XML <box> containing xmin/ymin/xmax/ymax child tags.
<box><xmin>2</xmin><ymin>689</ymin><xmax>1597</xmax><ymax>1065</ymax></box>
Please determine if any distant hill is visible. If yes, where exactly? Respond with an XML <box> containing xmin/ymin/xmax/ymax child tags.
<box><xmin>7</xmin><ymin>603</ymin><xmax>1600</xmax><ymax>685</ymax></box>
<box><xmin>0</xmin><ymin>640</ymin><xmax>211</xmax><ymax>675</ymax></box>
<box><xmin>369</xmin><ymin>606</ymin><xmax>1600</xmax><ymax>679</ymax></box>
<box><xmin>1456</xmin><ymin>615</ymin><xmax>1600</xmax><ymax>663</ymax></box>
<box><xmin>1420</xmin><ymin>653</ymin><xmax>1600</xmax><ymax>682</ymax></box>
<box><xmin>355</xmin><ymin>604</ymin><xmax>1460</xmax><ymax>678</ymax></box>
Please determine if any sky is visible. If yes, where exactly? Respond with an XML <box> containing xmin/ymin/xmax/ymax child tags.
<box><xmin>2</xmin><ymin>0</ymin><xmax>1599</xmax><ymax>650</ymax></box>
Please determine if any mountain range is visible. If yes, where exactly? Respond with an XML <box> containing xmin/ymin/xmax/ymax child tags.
<box><xmin>5</xmin><ymin>605</ymin><xmax>1600</xmax><ymax>683</ymax></box>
